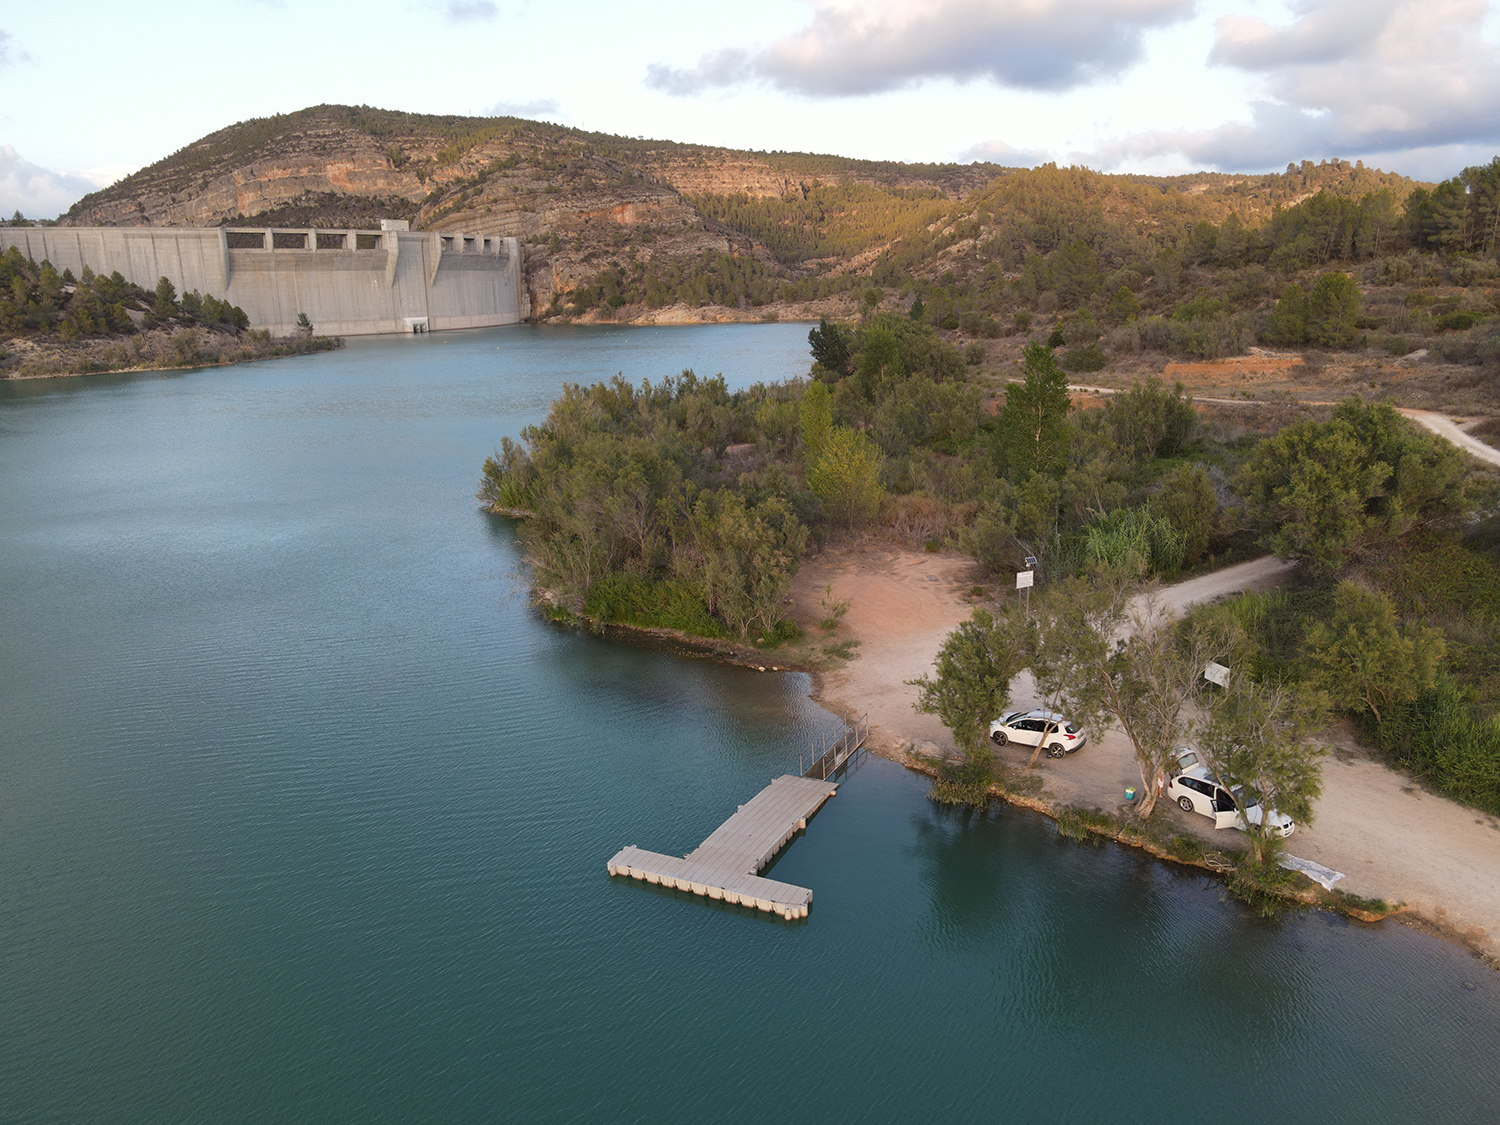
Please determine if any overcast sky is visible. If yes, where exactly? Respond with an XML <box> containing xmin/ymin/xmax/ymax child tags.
<box><xmin>3</xmin><ymin>0</ymin><xmax>1499</xmax><ymax>218</ymax></box>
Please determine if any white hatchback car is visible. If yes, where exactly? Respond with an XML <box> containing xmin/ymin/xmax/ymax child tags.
<box><xmin>988</xmin><ymin>709</ymin><xmax>1087</xmax><ymax>758</ymax></box>
<box><xmin>1167</xmin><ymin>763</ymin><xmax>1295</xmax><ymax>837</ymax></box>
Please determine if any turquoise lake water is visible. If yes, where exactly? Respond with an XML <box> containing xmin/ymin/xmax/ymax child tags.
<box><xmin>2</xmin><ymin>324</ymin><xmax>1498</xmax><ymax>1122</ymax></box>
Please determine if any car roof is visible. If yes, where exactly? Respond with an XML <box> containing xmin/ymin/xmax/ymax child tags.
<box><xmin>1012</xmin><ymin>709</ymin><xmax>1067</xmax><ymax>722</ymax></box>
<box><xmin>1178</xmin><ymin>766</ymin><xmax>1270</xmax><ymax>807</ymax></box>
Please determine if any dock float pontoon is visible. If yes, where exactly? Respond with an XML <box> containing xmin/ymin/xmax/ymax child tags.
<box><xmin>606</xmin><ymin>774</ymin><xmax>839</xmax><ymax>920</ymax></box>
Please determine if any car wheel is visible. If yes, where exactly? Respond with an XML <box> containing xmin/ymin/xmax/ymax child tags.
<box><xmin>992</xmin><ymin>731</ymin><xmax>1007</xmax><ymax>746</ymax></box>
<box><xmin>1178</xmin><ymin>796</ymin><xmax>1194</xmax><ymax>813</ymax></box>
<box><xmin>1047</xmin><ymin>743</ymin><xmax>1065</xmax><ymax>759</ymax></box>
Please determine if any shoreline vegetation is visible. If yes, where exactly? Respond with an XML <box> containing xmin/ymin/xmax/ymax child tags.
<box><xmin>483</xmin><ymin>314</ymin><xmax>1500</xmax><ymax>964</ymax></box>
<box><xmin>3</xmin><ymin>330</ymin><xmax>342</xmax><ymax>380</ymax></box>
<box><xmin>512</xmin><ymin>598</ymin><xmax>1489</xmax><ymax>962</ymax></box>
<box><xmin>1</xmin><ymin>247</ymin><xmax>340</xmax><ymax>379</ymax></box>
<box><xmin>898</xmin><ymin>747</ymin><xmax>1405</xmax><ymax>921</ymax></box>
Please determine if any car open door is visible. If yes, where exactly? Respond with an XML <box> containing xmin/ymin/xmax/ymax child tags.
<box><xmin>1211</xmin><ymin>786</ymin><xmax>1241</xmax><ymax>830</ymax></box>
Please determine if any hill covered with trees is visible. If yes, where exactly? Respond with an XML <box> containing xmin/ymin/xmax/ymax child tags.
<box><xmin>35</xmin><ymin>108</ymin><xmax>1493</xmax><ymax>366</ymax></box>
<box><xmin>12</xmin><ymin>105</ymin><xmax>1493</xmax><ymax>400</ymax></box>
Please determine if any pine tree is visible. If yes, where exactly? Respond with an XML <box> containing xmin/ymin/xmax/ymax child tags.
<box><xmin>995</xmin><ymin>343</ymin><xmax>1073</xmax><ymax>480</ymax></box>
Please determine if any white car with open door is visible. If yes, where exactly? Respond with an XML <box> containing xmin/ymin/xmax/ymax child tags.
<box><xmin>1166</xmin><ymin>760</ymin><xmax>1295</xmax><ymax>837</ymax></box>
<box><xmin>988</xmin><ymin>709</ymin><xmax>1087</xmax><ymax>758</ymax></box>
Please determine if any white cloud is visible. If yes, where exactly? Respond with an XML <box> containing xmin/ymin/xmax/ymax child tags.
<box><xmin>959</xmin><ymin>138</ymin><xmax>1049</xmax><ymax>168</ymax></box>
<box><xmin>0</xmin><ymin>28</ymin><xmax>34</xmax><ymax>67</ymax></box>
<box><xmin>646</xmin><ymin>49</ymin><xmax>753</xmax><ymax>96</ymax></box>
<box><xmin>646</xmin><ymin>0</ymin><xmax>1198</xmax><ymax>97</ymax></box>
<box><xmin>1095</xmin><ymin>0</ymin><xmax>1500</xmax><ymax>174</ymax></box>
<box><xmin>485</xmin><ymin>97</ymin><xmax>562</xmax><ymax>119</ymax></box>
<box><xmin>0</xmin><ymin>146</ymin><xmax>120</xmax><ymax>220</ymax></box>
<box><xmin>1210</xmin><ymin>0</ymin><xmax>1399</xmax><ymax>68</ymax></box>
<box><xmin>442</xmin><ymin>0</ymin><xmax>497</xmax><ymax>22</ymax></box>
<box><xmin>1345</xmin><ymin>141</ymin><xmax>1500</xmax><ymax>182</ymax></box>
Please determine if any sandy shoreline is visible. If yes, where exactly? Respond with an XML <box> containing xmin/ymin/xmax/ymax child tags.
<box><xmin>790</xmin><ymin>543</ymin><xmax>1500</xmax><ymax>965</ymax></box>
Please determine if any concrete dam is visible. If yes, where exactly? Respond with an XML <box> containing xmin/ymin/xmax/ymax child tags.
<box><xmin>0</xmin><ymin>223</ymin><xmax>528</xmax><ymax>336</ymax></box>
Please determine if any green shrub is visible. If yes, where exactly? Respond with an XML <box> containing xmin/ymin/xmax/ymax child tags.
<box><xmin>1228</xmin><ymin>851</ymin><xmax>1302</xmax><ymax>918</ymax></box>
<box><xmin>1167</xmin><ymin>833</ymin><xmax>1207</xmax><ymax>863</ymax></box>
<box><xmin>1060</xmin><ymin>343</ymin><xmax>1107</xmax><ymax>371</ymax></box>
<box><xmin>958</xmin><ymin>310</ymin><xmax>1001</xmax><ymax>337</ymax></box>
<box><xmin>1432</xmin><ymin>324</ymin><xmax>1500</xmax><ymax>366</ymax></box>
<box><xmin>1054</xmin><ymin>807</ymin><xmax>1116</xmax><ymax>844</ymax></box>
<box><xmin>753</xmin><ymin>619</ymin><xmax>803</xmax><ymax>648</ymax></box>
<box><xmin>1371</xmin><ymin>677</ymin><xmax>1500</xmax><ymax>815</ymax></box>
<box><xmin>1174</xmin><ymin>296</ymin><xmax>1228</xmax><ymax>321</ymax></box>
<box><xmin>1150</xmin><ymin>464</ymin><xmax>1216</xmax><ymax>565</ymax></box>
<box><xmin>1104</xmin><ymin>376</ymin><xmax>1197</xmax><ymax>460</ymax></box>
<box><xmin>1084</xmin><ymin>505</ymin><xmax>1187</xmax><ymax>577</ymax></box>
<box><xmin>929</xmin><ymin>753</ymin><xmax>995</xmax><ymax>808</ymax></box>
<box><xmin>582</xmin><ymin>573</ymin><xmax>724</xmax><ymax>638</ymax></box>
<box><xmin>1330</xmin><ymin>889</ymin><xmax>1392</xmax><ymax>914</ymax></box>
<box><xmin>1364</xmin><ymin>532</ymin><xmax>1500</xmax><ymax>626</ymax></box>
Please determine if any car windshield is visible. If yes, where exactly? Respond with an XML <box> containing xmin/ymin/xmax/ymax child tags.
<box><xmin>1064</xmin><ymin>723</ymin><xmax>1079</xmax><ymax>734</ymax></box>
<box><xmin>1231</xmin><ymin>785</ymin><xmax>1263</xmax><ymax>809</ymax></box>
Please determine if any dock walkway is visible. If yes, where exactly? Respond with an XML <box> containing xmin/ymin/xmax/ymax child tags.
<box><xmin>606</xmin><ymin>775</ymin><xmax>838</xmax><ymax>919</ymax></box>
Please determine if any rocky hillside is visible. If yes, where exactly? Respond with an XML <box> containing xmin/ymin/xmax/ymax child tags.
<box><xmin>65</xmin><ymin>106</ymin><xmax>995</xmax><ymax>314</ymax></box>
<box><xmin>62</xmin><ymin>104</ymin><xmax>1432</xmax><ymax>320</ymax></box>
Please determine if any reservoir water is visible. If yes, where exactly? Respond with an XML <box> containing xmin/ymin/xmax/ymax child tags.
<box><xmin>2</xmin><ymin>324</ymin><xmax>1497</xmax><ymax>1122</ymax></box>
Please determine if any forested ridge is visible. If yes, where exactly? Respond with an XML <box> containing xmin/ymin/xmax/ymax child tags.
<box><xmin>32</xmin><ymin>105</ymin><xmax>1498</xmax><ymax>372</ymax></box>
<box><xmin>564</xmin><ymin>156</ymin><xmax>1500</xmax><ymax>383</ymax></box>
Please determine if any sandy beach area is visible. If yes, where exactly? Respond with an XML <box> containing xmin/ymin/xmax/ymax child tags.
<box><xmin>791</xmin><ymin>544</ymin><xmax>1500</xmax><ymax>962</ymax></box>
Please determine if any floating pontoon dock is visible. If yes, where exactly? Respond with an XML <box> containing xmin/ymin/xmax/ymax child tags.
<box><xmin>606</xmin><ymin>774</ymin><xmax>839</xmax><ymax>920</ymax></box>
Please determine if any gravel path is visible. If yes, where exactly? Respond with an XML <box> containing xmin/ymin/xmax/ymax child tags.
<box><xmin>1399</xmin><ymin>408</ymin><xmax>1500</xmax><ymax>467</ymax></box>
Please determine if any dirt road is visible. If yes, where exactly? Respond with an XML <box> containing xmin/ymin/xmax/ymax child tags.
<box><xmin>1400</xmin><ymin>409</ymin><xmax>1500</xmax><ymax>468</ymax></box>
<box><xmin>793</xmin><ymin>545</ymin><xmax>1500</xmax><ymax>959</ymax></box>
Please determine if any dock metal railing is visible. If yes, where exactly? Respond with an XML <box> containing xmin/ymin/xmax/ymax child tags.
<box><xmin>801</xmin><ymin>713</ymin><xmax>868</xmax><ymax>781</ymax></box>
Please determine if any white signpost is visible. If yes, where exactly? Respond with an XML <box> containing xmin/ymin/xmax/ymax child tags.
<box><xmin>1016</xmin><ymin>569</ymin><xmax>1034</xmax><ymax>614</ymax></box>
<box><xmin>1204</xmin><ymin>661</ymin><xmax>1230</xmax><ymax>688</ymax></box>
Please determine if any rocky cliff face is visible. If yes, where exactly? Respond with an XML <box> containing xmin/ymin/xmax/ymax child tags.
<box><xmin>72</xmin><ymin>152</ymin><xmax>426</xmax><ymax>228</ymax></box>
<box><xmin>455</xmin><ymin>190</ymin><xmax>769</xmax><ymax>314</ymax></box>
<box><xmin>65</xmin><ymin>119</ymin><xmax>427</xmax><ymax>227</ymax></box>
<box><xmin>62</xmin><ymin>106</ymin><xmax>821</xmax><ymax>315</ymax></box>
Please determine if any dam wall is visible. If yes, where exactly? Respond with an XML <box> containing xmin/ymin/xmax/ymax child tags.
<box><xmin>0</xmin><ymin>226</ymin><xmax>528</xmax><ymax>336</ymax></box>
